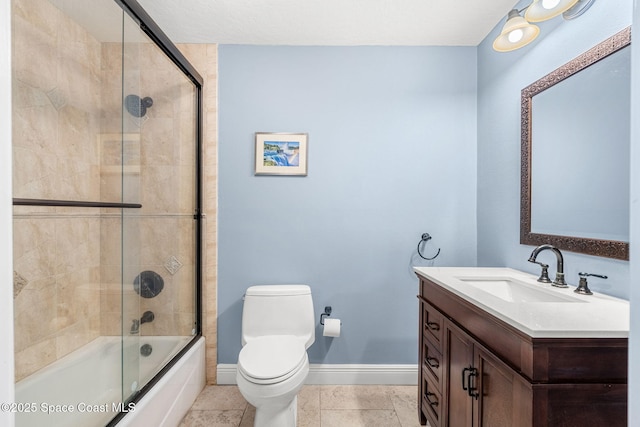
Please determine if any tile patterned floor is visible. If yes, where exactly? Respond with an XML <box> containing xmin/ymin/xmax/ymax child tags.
<box><xmin>179</xmin><ymin>385</ymin><xmax>426</xmax><ymax>427</ymax></box>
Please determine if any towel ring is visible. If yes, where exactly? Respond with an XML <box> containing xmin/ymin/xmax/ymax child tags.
<box><xmin>417</xmin><ymin>233</ymin><xmax>441</xmax><ymax>260</ymax></box>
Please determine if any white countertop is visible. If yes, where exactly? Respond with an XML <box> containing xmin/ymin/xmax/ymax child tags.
<box><xmin>414</xmin><ymin>267</ymin><xmax>629</xmax><ymax>338</ymax></box>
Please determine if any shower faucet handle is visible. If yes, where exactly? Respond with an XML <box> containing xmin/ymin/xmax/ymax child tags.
<box><xmin>130</xmin><ymin>319</ymin><xmax>140</xmax><ymax>334</ymax></box>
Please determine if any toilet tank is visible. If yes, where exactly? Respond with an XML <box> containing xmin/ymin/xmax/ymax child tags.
<box><xmin>241</xmin><ymin>285</ymin><xmax>315</xmax><ymax>349</ymax></box>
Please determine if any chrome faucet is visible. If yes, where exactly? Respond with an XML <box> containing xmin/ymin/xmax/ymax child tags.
<box><xmin>527</xmin><ymin>244</ymin><xmax>568</xmax><ymax>288</ymax></box>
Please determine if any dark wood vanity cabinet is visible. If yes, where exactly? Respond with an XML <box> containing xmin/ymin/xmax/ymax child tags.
<box><xmin>418</xmin><ymin>276</ymin><xmax>628</xmax><ymax>427</ymax></box>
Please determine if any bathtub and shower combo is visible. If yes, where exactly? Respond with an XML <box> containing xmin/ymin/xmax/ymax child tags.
<box><xmin>12</xmin><ymin>0</ymin><xmax>205</xmax><ymax>425</ymax></box>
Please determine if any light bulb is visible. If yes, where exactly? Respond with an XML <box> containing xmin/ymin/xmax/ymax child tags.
<box><xmin>508</xmin><ymin>29</ymin><xmax>524</xmax><ymax>43</ymax></box>
<box><xmin>541</xmin><ymin>0</ymin><xmax>561</xmax><ymax>9</ymax></box>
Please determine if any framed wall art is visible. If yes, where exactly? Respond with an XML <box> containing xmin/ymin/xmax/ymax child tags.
<box><xmin>254</xmin><ymin>132</ymin><xmax>308</xmax><ymax>176</ymax></box>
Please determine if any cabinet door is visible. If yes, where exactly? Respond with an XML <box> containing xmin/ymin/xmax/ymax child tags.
<box><xmin>475</xmin><ymin>346</ymin><xmax>532</xmax><ymax>427</ymax></box>
<box><xmin>444</xmin><ymin>321</ymin><xmax>474</xmax><ymax>427</ymax></box>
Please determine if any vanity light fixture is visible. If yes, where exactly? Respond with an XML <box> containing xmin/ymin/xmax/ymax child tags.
<box><xmin>492</xmin><ymin>9</ymin><xmax>540</xmax><ymax>52</ymax></box>
<box><xmin>492</xmin><ymin>0</ymin><xmax>595</xmax><ymax>52</ymax></box>
<box><xmin>562</xmin><ymin>0</ymin><xmax>596</xmax><ymax>20</ymax></box>
<box><xmin>525</xmin><ymin>0</ymin><xmax>579</xmax><ymax>22</ymax></box>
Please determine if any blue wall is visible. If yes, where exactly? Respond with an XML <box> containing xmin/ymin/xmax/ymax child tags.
<box><xmin>476</xmin><ymin>1</ymin><xmax>636</xmax><ymax>417</ymax></box>
<box><xmin>476</xmin><ymin>0</ymin><xmax>632</xmax><ymax>299</ymax></box>
<box><xmin>629</xmin><ymin>1</ymin><xmax>640</xmax><ymax>420</ymax></box>
<box><xmin>218</xmin><ymin>46</ymin><xmax>478</xmax><ymax>364</ymax></box>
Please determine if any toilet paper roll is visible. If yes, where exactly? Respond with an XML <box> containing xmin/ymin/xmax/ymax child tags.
<box><xmin>323</xmin><ymin>318</ymin><xmax>341</xmax><ymax>337</ymax></box>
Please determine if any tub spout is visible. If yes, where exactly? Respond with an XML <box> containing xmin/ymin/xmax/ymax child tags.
<box><xmin>140</xmin><ymin>310</ymin><xmax>155</xmax><ymax>324</ymax></box>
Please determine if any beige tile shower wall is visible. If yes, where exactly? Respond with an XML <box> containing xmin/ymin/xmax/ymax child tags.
<box><xmin>12</xmin><ymin>0</ymin><xmax>212</xmax><ymax>383</ymax></box>
<box><xmin>99</xmin><ymin>40</ymin><xmax>201</xmax><ymax>340</ymax></box>
<box><xmin>136</xmin><ymin>40</ymin><xmax>198</xmax><ymax>339</ymax></box>
<box><xmin>12</xmin><ymin>0</ymin><xmax>103</xmax><ymax>381</ymax></box>
<box><xmin>178</xmin><ymin>44</ymin><xmax>218</xmax><ymax>384</ymax></box>
<box><xmin>98</xmin><ymin>41</ymin><xmax>139</xmax><ymax>337</ymax></box>
<box><xmin>12</xmin><ymin>0</ymin><xmax>102</xmax><ymax>202</ymax></box>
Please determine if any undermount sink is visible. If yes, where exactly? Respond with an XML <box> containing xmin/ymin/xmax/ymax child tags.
<box><xmin>456</xmin><ymin>277</ymin><xmax>584</xmax><ymax>303</ymax></box>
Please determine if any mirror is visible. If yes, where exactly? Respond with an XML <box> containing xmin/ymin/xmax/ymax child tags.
<box><xmin>521</xmin><ymin>27</ymin><xmax>630</xmax><ymax>260</ymax></box>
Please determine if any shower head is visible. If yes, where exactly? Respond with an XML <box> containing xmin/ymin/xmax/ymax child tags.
<box><xmin>125</xmin><ymin>94</ymin><xmax>153</xmax><ymax>117</ymax></box>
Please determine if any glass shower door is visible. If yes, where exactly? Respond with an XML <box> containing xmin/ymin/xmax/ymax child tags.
<box><xmin>12</xmin><ymin>0</ymin><xmax>201</xmax><ymax>424</ymax></box>
<box><xmin>120</xmin><ymin>4</ymin><xmax>199</xmax><ymax>400</ymax></box>
<box><xmin>120</xmin><ymin>8</ymin><xmax>143</xmax><ymax>404</ymax></box>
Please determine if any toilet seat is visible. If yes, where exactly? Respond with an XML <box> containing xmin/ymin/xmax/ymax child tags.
<box><xmin>238</xmin><ymin>336</ymin><xmax>307</xmax><ymax>385</ymax></box>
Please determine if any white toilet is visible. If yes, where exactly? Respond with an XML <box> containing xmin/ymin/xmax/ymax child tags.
<box><xmin>236</xmin><ymin>284</ymin><xmax>315</xmax><ymax>427</ymax></box>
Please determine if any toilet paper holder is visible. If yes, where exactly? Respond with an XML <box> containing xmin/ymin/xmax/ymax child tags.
<box><xmin>320</xmin><ymin>306</ymin><xmax>332</xmax><ymax>325</ymax></box>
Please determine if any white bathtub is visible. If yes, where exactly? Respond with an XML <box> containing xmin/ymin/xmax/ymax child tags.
<box><xmin>15</xmin><ymin>336</ymin><xmax>205</xmax><ymax>427</ymax></box>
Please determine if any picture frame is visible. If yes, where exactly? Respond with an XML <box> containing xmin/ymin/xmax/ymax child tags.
<box><xmin>254</xmin><ymin>132</ymin><xmax>308</xmax><ymax>176</ymax></box>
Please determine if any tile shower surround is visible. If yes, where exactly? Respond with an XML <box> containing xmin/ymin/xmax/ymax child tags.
<box><xmin>11</xmin><ymin>0</ymin><xmax>216</xmax><ymax>383</ymax></box>
<box><xmin>12</xmin><ymin>0</ymin><xmax>103</xmax><ymax>381</ymax></box>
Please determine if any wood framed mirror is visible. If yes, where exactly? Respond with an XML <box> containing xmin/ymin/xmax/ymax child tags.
<box><xmin>520</xmin><ymin>27</ymin><xmax>631</xmax><ymax>260</ymax></box>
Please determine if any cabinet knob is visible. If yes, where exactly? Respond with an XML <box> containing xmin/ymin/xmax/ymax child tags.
<box><xmin>426</xmin><ymin>321</ymin><xmax>440</xmax><ymax>331</ymax></box>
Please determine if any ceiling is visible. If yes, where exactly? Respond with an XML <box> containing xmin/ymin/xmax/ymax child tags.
<box><xmin>136</xmin><ymin>0</ymin><xmax>519</xmax><ymax>46</ymax></box>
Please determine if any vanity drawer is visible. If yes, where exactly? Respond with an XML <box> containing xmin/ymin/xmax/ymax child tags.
<box><xmin>423</xmin><ymin>302</ymin><xmax>443</xmax><ymax>349</ymax></box>
<box><xmin>423</xmin><ymin>335</ymin><xmax>443</xmax><ymax>390</ymax></box>
<box><xmin>421</xmin><ymin>374</ymin><xmax>442</xmax><ymax>427</ymax></box>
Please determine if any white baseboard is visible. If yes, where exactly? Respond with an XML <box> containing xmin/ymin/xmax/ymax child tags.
<box><xmin>217</xmin><ymin>363</ymin><xmax>418</xmax><ymax>385</ymax></box>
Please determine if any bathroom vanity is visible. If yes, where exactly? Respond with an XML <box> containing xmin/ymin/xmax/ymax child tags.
<box><xmin>415</xmin><ymin>267</ymin><xmax>629</xmax><ymax>427</ymax></box>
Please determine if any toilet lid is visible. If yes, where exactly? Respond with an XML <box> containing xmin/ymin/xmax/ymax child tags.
<box><xmin>238</xmin><ymin>336</ymin><xmax>307</xmax><ymax>383</ymax></box>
